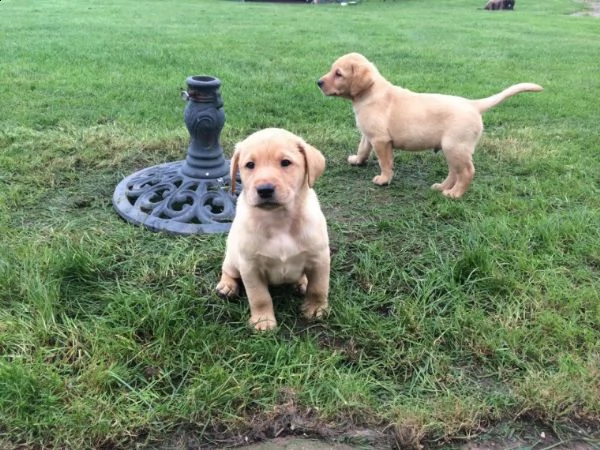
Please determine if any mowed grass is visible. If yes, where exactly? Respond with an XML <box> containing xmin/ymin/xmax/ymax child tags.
<box><xmin>1</xmin><ymin>0</ymin><xmax>599</xmax><ymax>448</ymax></box>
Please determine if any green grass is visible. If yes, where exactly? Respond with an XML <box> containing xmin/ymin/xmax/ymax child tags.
<box><xmin>1</xmin><ymin>0</ymin><xmax>599</xmax><ymax>448</ymax></box>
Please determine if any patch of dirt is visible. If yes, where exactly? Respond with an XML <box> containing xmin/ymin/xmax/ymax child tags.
<box><xmin>161</xmin><ymin>410</ymin><xmax>600</xmax><ymax>450</ymax></box>
<box><xmin>457</xmin><ymin>421</ymin><xmax>600</xmax><ymax>450</ymax></box>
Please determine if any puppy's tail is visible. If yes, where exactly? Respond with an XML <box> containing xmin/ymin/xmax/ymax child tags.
<box><xmin>471</xmin><ymin>83</ymin><xmax>543</xmax><ymax>114</ymax></box>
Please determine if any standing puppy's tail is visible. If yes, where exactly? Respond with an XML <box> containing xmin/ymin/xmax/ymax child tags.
<box><xmin>470</xmin><ymin>83</ymin><xmax>543</xmax><ymax>114</ymax></box>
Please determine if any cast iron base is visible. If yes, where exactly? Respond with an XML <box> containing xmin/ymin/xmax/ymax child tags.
<box><xmin>113</xmin><ymin>160</ymin><xmax>238</xmax><ymax>235</ymax></box>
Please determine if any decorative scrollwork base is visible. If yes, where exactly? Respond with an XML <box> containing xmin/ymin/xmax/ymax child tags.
<box><xmin>113</xmin><ymin>75</ymin><xmax>240</xmax><ymax>235</ymax></box>
<box><xmin>113</xmin><ymin>160</ymin><xmax>239</xmax><ymax>235</ymax></box>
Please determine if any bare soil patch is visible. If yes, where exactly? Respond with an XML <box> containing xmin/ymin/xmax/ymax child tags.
<box><xmin>162</xmin><ymin>414</ymin><xmax>599</xmax><ymax>449</ymax></box>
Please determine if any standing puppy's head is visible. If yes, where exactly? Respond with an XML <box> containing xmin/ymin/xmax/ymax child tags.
<box><xmin>317</xmin><ymin>52</ymin><xmax>378</xmax><ymax>100</ymax></box>
<box><xmin>230</xmin><ymin>128</ymin><xmax>326</xmax><ymax>209</ymax></box>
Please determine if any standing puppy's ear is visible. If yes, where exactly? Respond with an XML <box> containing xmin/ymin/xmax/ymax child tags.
<box><xmin>229</xmin><ymin>144</ymin><xmax>241</xmax><ymax>194</ymax></box>
<box><xmin>298</xmin><ymin>140</ymin><xmax>326</xmax><ymax>187</ymax></box>
<box><xmin>349</xmin><ymin>62</ymin><xmax>376</xmax><ymax>99</ymax></box>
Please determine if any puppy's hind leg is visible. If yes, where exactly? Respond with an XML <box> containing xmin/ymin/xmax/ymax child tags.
<box><xmin>216</xmin><ymin>261</ymin><xmax>241</xmax><ymax>297</ymax></box>
<box><xmin>215</xmin><ymin>252</ymin><xmax>241</xmax><ymax>297</ymax></box>
<box><xmin>348</xmin><ymin>134</ymin><xmax>372</xmax><ymax>166</ymax></box>
<box><xmin>216</xmin><ymin>273</ymin><xmax>240</xmax><ymax>297</ymax></box>
<box><xmin>431</xmin><ymin>171</ymin><xmax>457</xmax><ymax>193</ymax></box>
<box><xmin>301</xmin><ymin>257</ymin><xmax>330</xmax><ymax>320</ymax></box>
<box><xmin>439</xmin><ymin>145</ymin><xmax>475</xmax><ymax>199</ymax></box>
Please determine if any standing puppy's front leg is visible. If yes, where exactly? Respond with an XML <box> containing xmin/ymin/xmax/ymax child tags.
<box><xmin>371</xmin><ymin>140</ymin><xmax>394</xmax><ymax>185</ymax></box>
<box><xmin>300</xmin><ymin>254</ymin><xmax>330</xmax><ymax>320</ymax></box>
<box><xmin>241</xmin><ymin>270</ymin><xmax>277</xmax><ymax>331</ymax></box>
<box><xmin>348</xmin><ymin>134</ymin><xmax>372</xmax><ymax>166</ymax></box>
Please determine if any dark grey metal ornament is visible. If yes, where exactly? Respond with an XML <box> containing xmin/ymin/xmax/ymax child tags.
<box><xmin>113</xmin><ymin>76</ymin><xmax>239</xmax><ymax>234</ymax></box>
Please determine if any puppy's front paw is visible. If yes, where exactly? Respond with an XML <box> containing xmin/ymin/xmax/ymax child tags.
<box><xmin>442</xmin><ymin>188</ymin><xmax>465</xmax><ymax>199</ymax></box>
<box><xmin>348</xmin><ymin>155</ymin><xmax>366</xmax><ymax>166</ymax></box>
<box><xmin>249</xmin><ymin>315</ymin><xmax>277</xmax><ymax>331</ymax></box>
<box><xmin>301</xmin><ymin>301</ymin><xmax>329</xmax><ymax>320</ymax></box>
<box><xmin>215</xmin><ymin>274</ymin><xmax>239</xmax><ymax>297</ymax></box>
<box><xmin>372</xmin><ymin>175</ymin><xmax>391</xmax><ymax>186</ymax></box>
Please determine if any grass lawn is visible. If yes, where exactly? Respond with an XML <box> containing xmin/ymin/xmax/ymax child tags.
<box><xmin>1</xmin><ymin>0</ymin><xmax>599</xmax><ymax>448</ymax></box>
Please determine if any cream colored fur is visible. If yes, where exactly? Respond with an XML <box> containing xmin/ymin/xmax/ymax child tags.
<box><xmin>216</xmin><ymin>128</ymin><xmax>330</xmax><ymax>331</ymax></box>
<box><xmin>318</xmin><ymin>52</ymin><xmax>543</xmax><ymax>198</ymax></box>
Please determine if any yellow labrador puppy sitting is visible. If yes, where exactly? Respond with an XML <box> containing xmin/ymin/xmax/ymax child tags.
<box><xmin>216</xmin><ymin>128</ymin><xmax>330</xmax><ymax>331</ymax></box>
<box><xmin>317</xmin><ymin>52</ymin><xmax>543</xmax><ymax>198</ymax></box>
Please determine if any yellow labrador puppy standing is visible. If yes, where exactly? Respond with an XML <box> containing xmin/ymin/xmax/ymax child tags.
<box><xmin>317</xmin><ymin>52</ymin><xmax>543</xmax><ymax>198</ymax></box>
<box><xmin>216</xmin><ymin>128</ymin><xmax>330</xmax><ymax>331</ymax></box>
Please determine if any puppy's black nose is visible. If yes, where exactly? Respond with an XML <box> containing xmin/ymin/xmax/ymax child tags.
<box><xmin>256</xmin><ymin>183</ymin><xmax>275</xmax><ymax>199</ymax></box>
<box><xmin>317</xmin><ymin>79</ymin><xmax>324</xmax><ymax>88</ymax></box>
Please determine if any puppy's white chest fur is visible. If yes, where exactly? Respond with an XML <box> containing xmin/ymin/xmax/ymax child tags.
<box><xmin>256</xmin><ymin>233</ymin><xmax>308</xmax><ymax>284</ymax></box>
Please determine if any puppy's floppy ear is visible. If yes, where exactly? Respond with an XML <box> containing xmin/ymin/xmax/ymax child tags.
<box><xmin>349</xmin><ymin>62</ymin><xmax>375</xmax><ymax>99</ymax></box>
<box><xmin>298</xmin><ymin>140</ymin><xmax>326</xmax><ymax>187</ymax></box>
<box><xmin>229</xmin><ymin>144</ymin><xmax>242</xmax><ymax>194</ymax></box>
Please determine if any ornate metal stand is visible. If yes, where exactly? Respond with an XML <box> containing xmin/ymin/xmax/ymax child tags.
<box><xmin>113</xmin><ymin>76</ymin><xmax>239</xmax><ymax>234</ymax></box>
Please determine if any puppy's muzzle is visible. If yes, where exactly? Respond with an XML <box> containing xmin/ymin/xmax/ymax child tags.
<box><xmin>316</xmin><ymin>79</ymin><xmax>324</xmax><ymax>88</ymax></box>
<box><xmin>256</xmin><ymin>183</ymin><xmax>276</xmax><ymax>200</ymax></box>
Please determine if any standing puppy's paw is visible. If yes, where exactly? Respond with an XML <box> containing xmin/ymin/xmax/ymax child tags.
<box><xmin>442</xmin><ymin>188</ymin><xmax>465</xmax><ymax>199</ymax></box>
<box><xmin>215</xmin><ymin>274</ymin><xmax>239</xmax><ymax>297</ymax></box>
<box><xmin>372</xmin><ymin>175</ymin><xmax>391</xmax><ymax>185</ymax></box>
<box><xmin>348</xmin><ymin>155</ymin><xmax>367</xmax><ymax>166</ymax></box>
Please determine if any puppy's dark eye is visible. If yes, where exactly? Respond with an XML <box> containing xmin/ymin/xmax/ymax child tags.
<box><xmin>334</xmin><ymin>69</ymin><xmax>342</xmax><ymax>77</ymax></box>
<box><xmin>281</xmin><ymin>159</ymin><xmax>292</xmax><ymax>167</ymax></box>
<box><xmin>245</xmin><ymin>161</ymin><xmax>255</xmax><ymax>169</ymax></box>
